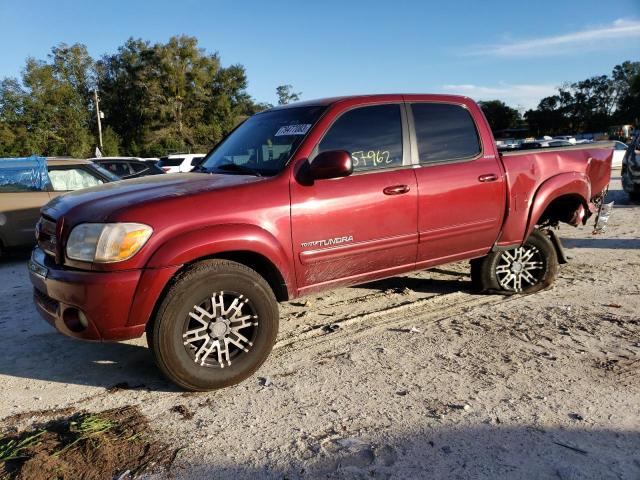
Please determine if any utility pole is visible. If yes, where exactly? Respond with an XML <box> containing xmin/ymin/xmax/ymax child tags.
<box><xmin>93</xmin><ymin>89</ymin><xmax>103</xmax><ymax>150</ymax></box>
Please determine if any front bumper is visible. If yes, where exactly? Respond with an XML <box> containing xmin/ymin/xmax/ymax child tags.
<box><xmin>28</xmin><ymin>248</ymin><xmax>178</xmax><ymax>341</ymax></box>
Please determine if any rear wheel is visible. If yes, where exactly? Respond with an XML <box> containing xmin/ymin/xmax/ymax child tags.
<box><xmin>147</xmin><ymin>259</ymin><xmax>279</xmax><ymax>391</ymax></box>
<box><xmin>471</xmin><ymin>229</ymin><xmax>558</xmax><ymax>294</ymax></box>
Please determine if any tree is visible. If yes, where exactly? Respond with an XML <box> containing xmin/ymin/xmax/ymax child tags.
<box><xmin>97</xmin><ymin>36</ymin><xmax>260</xmax><ymax>155</ymax></box>
<box><xmin>101</xmin><ymin>126</ymin><xmax>121</xmax><ymax>156</ymax></box>
<box><xmin>524</xmin><ymin>61</ymin><xmax>640</xmax><ymax>135</ymax></box>
<box><xmin>0</xmin><ymin>44</ymin><xmax>95</xmax><ymax>157</ymax></box>
<box><xmin>276</xmin><ymin>84</ymin><xmax>301</xmax><ymax>105</ymax></box>
<box><xmin>613</xmin><ymin>61</ymin><xmax>640</xmax><ymax>125</ymax></box>
<box><xmin>478</xmin><ymin>100</ymin><xmax>521</xmax><ymax>134</ymax></box>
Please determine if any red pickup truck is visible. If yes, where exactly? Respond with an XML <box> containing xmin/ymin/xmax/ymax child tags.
<box><xmin>28</xmin><ymin>94</ymin><xmax>612</xmax><ymax>390</ymax></box>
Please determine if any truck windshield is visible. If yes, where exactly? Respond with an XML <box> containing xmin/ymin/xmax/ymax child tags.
<box><xmin>199</xmin><ymin>106</ymin><xmax>326</xmax><ymax>176</ymax></box>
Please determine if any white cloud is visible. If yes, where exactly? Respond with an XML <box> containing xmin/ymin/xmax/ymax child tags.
<box><xmin>467</xmin><ymin>18</ymin><xmax>640</xmax><ymax>57</ymax></box>
<box><xmin>441</xmin><ymin>83</ymin><xmax>558</xmax><ymax>109</ymax></box>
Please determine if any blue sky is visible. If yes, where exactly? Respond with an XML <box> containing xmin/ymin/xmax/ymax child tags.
<box><xmin>0</xmin><ymin>0</ymin><xmax>638</xmax><ymax>109</ymax></box>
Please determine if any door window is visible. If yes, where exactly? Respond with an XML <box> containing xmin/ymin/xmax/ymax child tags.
<box><xmin>411</xmin><ymin>103</ymin><xmax>481</xmax><ymax>164</ymax></box>
<box><xmin>129</xmin><ymin>162</ymin><xmax>148</xmax><ymax>173</ymax></box>
<box><xmin>48</xmin><ymin>168</ymin><xmax>103</xmax><ymax>191</ymax></box>
<box><xmin>102</xmin><ymin>161</ymin><xmax>132</xmax><ymax>177</ymax></box>
<box><xmin>318</xmin><ymin>104</ymin><xmax>403</xmax><ymax>172</ymax></box>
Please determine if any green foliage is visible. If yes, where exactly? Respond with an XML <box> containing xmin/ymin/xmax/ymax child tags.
<box><xmin>478</xmin><ymin>100</ymin><xmax>521</xmax><ymax>134</ymax></box>
<box><xmin>97</xmin><ymin>36</ymin><xmax>260</xmax><ymax>156</ymax></box>
<box><xmin>0</xmin><ymin>44</ymin><xmax>96</xmax><ymax>157</ymax></box>
<box><xmin>0</xmin><ymin>37</ymin><xmax>635</xmax><ymax>156</ymax></box>
<box><xmin>0</xmin><ymin>430</ymin><xmax>46</xmax><ymax>462</ymax></box>
<box><xmin>276</xmin><ymin>84</ymin><xmax>301</xmax><ymax>105</ymax></box>
<box><xmin>101</xmin><ymin>125</ymin><xmax>121</xmax><ymax>156</ymax></box>
<box><xmin>0</xmin><ymin>36</ymin><xmax>266</xmax><ymax>157</ymax></box>
<box><xmin>525</xmin><ymin>61</ymin><xmax>640</xmax><ymax>136</ymax></box>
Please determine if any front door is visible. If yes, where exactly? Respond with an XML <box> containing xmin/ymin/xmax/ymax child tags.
<box><xmin>290</xmin><ymin>103</ymin><xmax>418</xmax><ymax>294</ymax></box>
<box><xmin>408</xmin><ymin>101</ymin><xmax>506</xmax><ymax>267</ymax></box>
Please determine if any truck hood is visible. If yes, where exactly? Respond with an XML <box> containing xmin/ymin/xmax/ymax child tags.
<box><xmin>42</xmin><ymin>172</ymin><xmax>265</xmax><ymax>221</ymax></box>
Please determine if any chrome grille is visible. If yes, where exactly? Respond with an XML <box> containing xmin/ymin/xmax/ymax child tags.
<box><xmin>37</xmin><ymin>216</ymin><xmax>58</xmax><ymax>258</ymax></box>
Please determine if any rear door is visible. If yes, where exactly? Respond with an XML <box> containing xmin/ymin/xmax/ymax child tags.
<box><xmin>408</xmin><ymin>101</ymin><xmax>505</xmax><ymax>267</ymax></box>
<box><xmin>290</xmin><ymin>102</ymin><xmax>418</xmax><ymax>293</ymax></box>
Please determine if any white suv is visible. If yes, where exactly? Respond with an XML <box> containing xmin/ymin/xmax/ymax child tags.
<box><xmin>158</xmin><ymin>153</ymin><xmax>206</xmax><ymax>173</ymax></box>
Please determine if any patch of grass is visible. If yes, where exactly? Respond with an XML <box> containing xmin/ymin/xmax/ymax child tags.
<box><xmin>0</xmin><ymin>430</ymin><xmax>46</xmax><ymax>462</ymax></box>
<box><xmin>52</xmin><ymin>414</ymin><xmax>117</xmax><ymax>457</ymax></box>
<box><xmin>0</xmin><ymin>406</ymin><xmax>177</xmax><ymax>480</ymax></box>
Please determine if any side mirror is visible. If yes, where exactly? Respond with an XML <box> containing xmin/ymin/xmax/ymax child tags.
<box><xmin>309</xmin><ymin>150</ymin><xmax>353</xmax><ymax>180</ymax></box>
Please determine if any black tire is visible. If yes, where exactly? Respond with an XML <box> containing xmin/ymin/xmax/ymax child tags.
<box><xmin>471</xmin><ymin>229</ymin><xmax>558</xmax><ymax>295</ymax></box>
<box><xmin>147</xmin><ymin>259</ymin><xmax>279</xmax><ymax>391</ymax></box>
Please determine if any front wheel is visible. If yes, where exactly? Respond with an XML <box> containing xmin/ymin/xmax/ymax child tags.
<box><xmin>147</xmin><ymin>259</ymin><xmax>279</xmax><ymax>391</ymax></box>
<box><xmin>471</xmin><ymin>229</ymin><xmax>558</xmax><ymax>294</ymax></box>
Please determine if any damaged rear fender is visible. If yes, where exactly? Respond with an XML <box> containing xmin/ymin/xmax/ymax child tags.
<box><xmin>525</xmin><ymin>173</ymin><xmax>591</xmax><ymax>239</ymax></box>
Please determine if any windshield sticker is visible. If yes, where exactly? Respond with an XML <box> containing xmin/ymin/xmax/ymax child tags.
<box><xmin>275</xmin><ymin>124</ymin><xmax>312</xmax><ymax>136</ymax></box>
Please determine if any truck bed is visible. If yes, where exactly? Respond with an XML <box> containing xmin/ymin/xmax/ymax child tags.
<box><xmin>497</xmin><ymin>142</ymin><xmax>614</xmax><ymax>247</ymax></box>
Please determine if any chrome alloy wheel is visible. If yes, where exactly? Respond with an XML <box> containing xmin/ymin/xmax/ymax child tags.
<box><xmin>495</xmin><ymin>245</ymin><xmax>545</xmax><ymax>292</ymax></box>
<box><xmin>182</xmin><ymin>291</ymin><xmax>258</xmax><ymax>368</ymax></box>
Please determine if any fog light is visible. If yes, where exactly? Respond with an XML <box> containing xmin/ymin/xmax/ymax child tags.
<box><xmin>63</xmin><ymin>308</ymin><xmax>89</xmax><ymax>333</ymax></box>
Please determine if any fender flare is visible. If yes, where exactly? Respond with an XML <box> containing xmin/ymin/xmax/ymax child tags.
<box><xmin>524</xmin><ymin>172</ymin><xmax>591</xmax><ymax>240</ymax></box>
<box><xmin>145</xmin><ymin>223</ymin><xmax>296</xmax><ymax>296</ymax></box>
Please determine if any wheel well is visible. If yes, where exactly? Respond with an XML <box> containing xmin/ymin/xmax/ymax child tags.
<box><xmin>186</xmin><ymin>250</ymin><xmax>289</xmax><ymax>302</ymax></box>
<box><xmin>536</xmin><ymin>194</ymin><xmax>587</xmax><ymax>226</ymax></box>
<box><xmin>145</xmin><ymin>250</ymin><xmax>289</xmax><ymax>337</ymax></box>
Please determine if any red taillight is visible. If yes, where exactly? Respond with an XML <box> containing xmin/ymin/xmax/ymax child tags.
<box><xmin>162</xmin><ymin>167</ymin><xmax>171</xmax><ymax>172</ymax></box>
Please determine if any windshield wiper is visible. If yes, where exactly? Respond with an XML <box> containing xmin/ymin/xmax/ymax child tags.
<box><xmin>214</xmin><ymin>163</ymin><xmax>262</xmax><ymax>177</ymax></box>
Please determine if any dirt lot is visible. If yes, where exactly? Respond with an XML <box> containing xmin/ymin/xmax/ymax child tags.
<box><xmin>1</xmin><ymin>172</ymin><xmax>638</xmax><ymax>479</ymax></box>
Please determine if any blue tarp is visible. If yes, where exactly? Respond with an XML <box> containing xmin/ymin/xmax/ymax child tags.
<box><xmin>0</xmin><ymin>156</ymin><xmax>51</xmax><ymax>192</ymax></box>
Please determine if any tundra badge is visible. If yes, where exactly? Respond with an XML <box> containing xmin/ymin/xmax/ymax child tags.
<box><xmin>301</xmin><ymin>236</ymin><xmax>354</xmax><ymax>249</ymax></box>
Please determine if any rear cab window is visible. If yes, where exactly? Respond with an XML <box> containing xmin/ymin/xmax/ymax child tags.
<box><xmin>102</xmin><ymin>161</ymin><xmax>132</xmax><ymax>177</ymax></box>
<box><xmin>158</xmin><ymin>157</ymin><xmax>185</xmax><ymax>167</ymax></box>
<box><xmin>317</xmin><ymin>104</ymin><xmax>404</xmax><ymax>172</ymax></box>
<box><xmin>129</xmin><ymin>162</ymin><xmax>148</xmax><ymax>173</ymax></box>
<box><xmin>191</xmin><ymin>156</ymin><xmax>206</xmax><ymax>168</ymax></box>
<box><xmin>410</xmin><ymin>103</ymin><xmax>481</xmax><ymax>164</ymax></box>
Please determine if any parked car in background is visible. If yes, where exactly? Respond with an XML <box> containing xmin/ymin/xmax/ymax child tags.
<box><xmin>553</xmin><ymin>135</ymin><xmax>577</xmax><ymax>145</ymax></box>
<box><xmin>0</xmin><ymin>157</ymin><xmax>118</xmax><ymax>254</ymax></box>
<box><xmin>621</xmin><ymin>134</ymin><xmax>640</xmax><ymax>200</ymax></box>
<box><xmin>496</xmin><ymin>138</ymin><xmax>520</xmax><ymax>151</ymax></box>
<box><xmin>547</xmin><ymin>140</ymin><xmax>574</xmax><ymax>147</ymax></box>
<box><xmin>611</xmin><ymin>141</ymin><xmax>628</xmax><ymax>169</ymax></box>
<box><xmin>520</xmin><ymin>141</ymin><xmax>548</xmax><ymax>149</ymax></box>
<box><xmin>157</xmin><ymin>153</ymin><xmax>206</xmax><ymax>173</ymax></box>
<box><xmin>91</xmin><ymin>157</ymin><xmax>165</xmax><ymax>179</ymax></box>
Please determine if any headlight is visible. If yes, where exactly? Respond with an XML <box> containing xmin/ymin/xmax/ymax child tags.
<box><xmin>66</xmin><ymin>223</ymin><xmax>153</xmax><ymax>263</ymax></box>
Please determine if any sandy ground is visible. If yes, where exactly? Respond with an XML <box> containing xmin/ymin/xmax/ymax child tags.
<box><xmin>0</xmin><ymin>172</ymin><xmax>638</xmax><ymax>479</ymax></box>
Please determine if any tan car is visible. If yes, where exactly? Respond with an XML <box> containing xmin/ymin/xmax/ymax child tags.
<box><xmin>0</xmin><ymin>158</ymin><xmax>119</xmax><ymax>254</ymax></box>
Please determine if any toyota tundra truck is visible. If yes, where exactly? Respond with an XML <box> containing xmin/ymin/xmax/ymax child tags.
<box><xmin>28</xmin><ymin>94</ymin><xmax>613</xmax><ymax>391</ymax></box>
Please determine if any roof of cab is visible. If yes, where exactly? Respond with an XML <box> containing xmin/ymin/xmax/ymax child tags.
<box><xmin>267</xmin><ymin>93</ymin><xmax>472</xmax><ymax>111</ymax></box>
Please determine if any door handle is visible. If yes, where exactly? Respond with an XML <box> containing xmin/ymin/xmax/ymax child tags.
<box><xmin>478</xmin><ymin>173</ymin><xmax>498</xmax><ymax>183</ymax></box>
<box><xmin>383</xmin><ymin>184</ymin><xmax>410</xmax><ymax>195</ymax></box>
